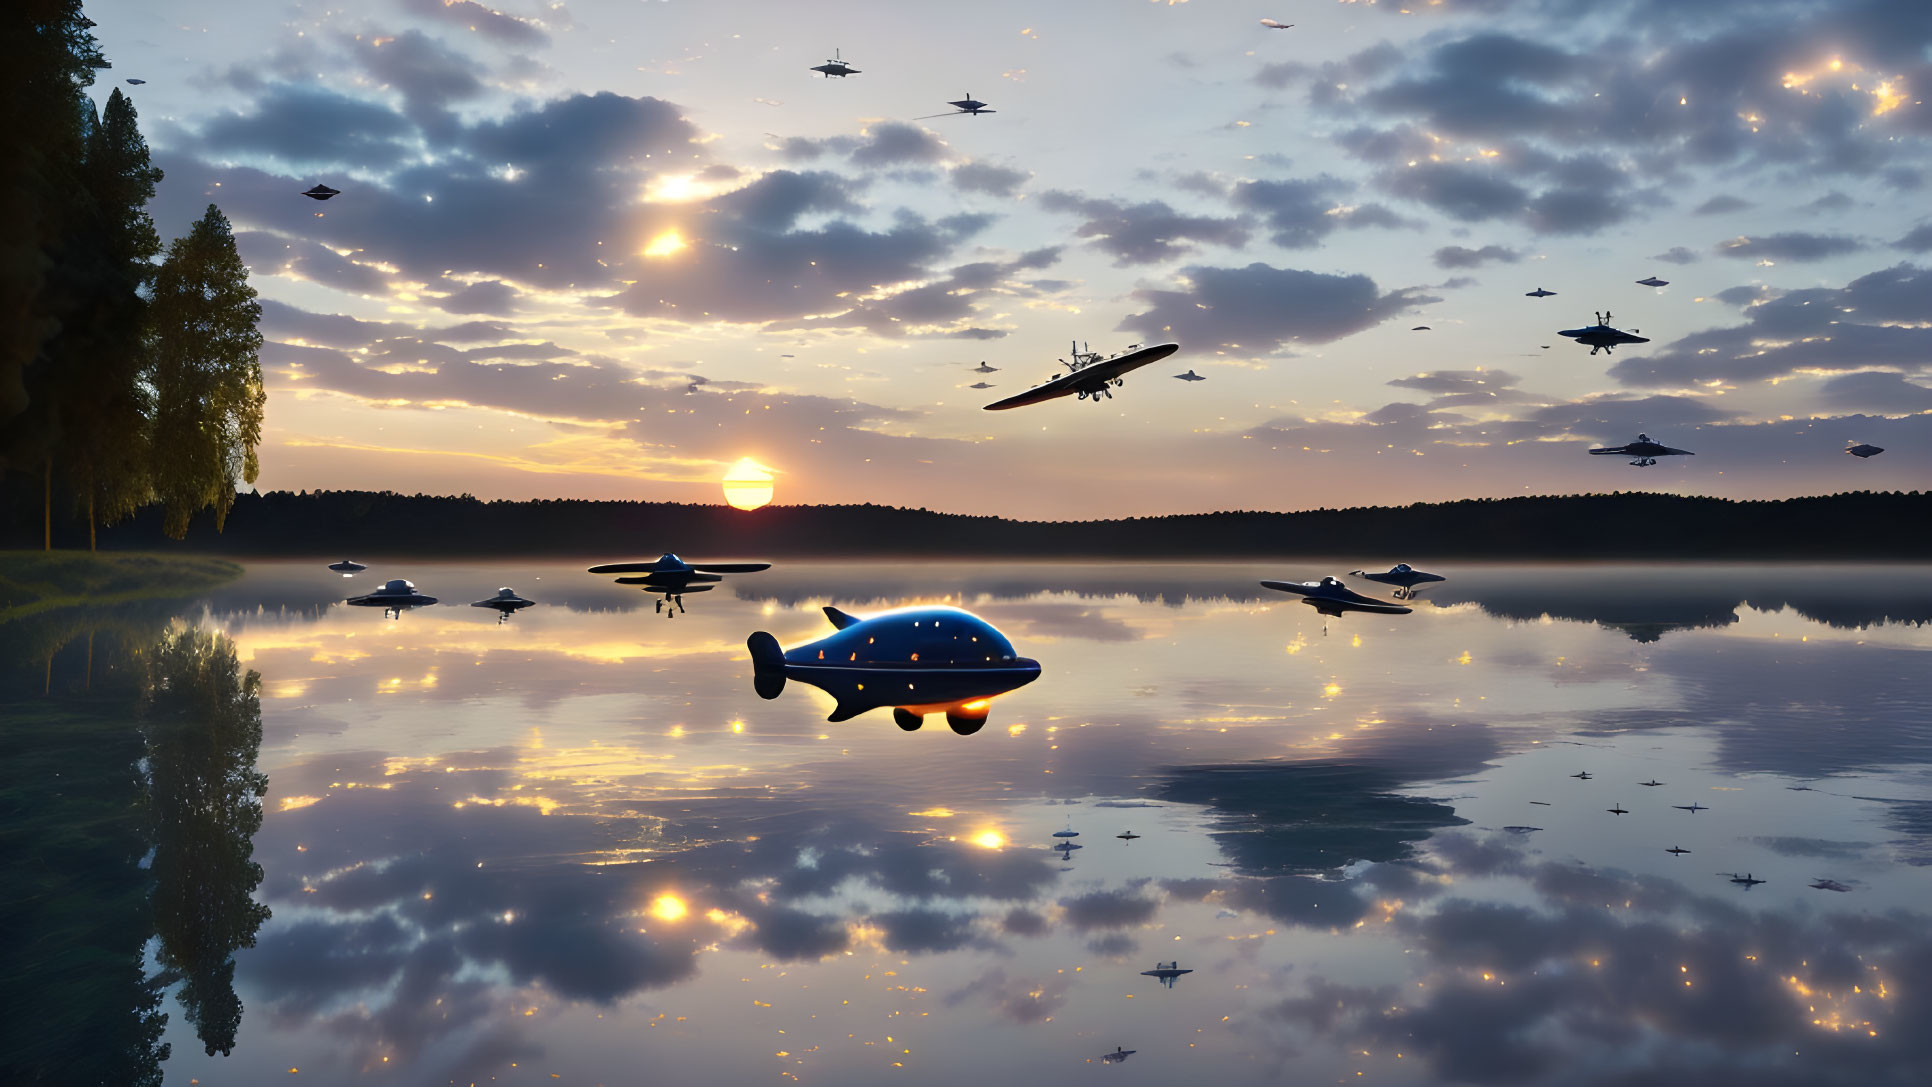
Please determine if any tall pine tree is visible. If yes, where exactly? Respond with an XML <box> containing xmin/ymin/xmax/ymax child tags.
<box><xmin>60</xmin><ymin>87</ymin><xmax>164</xmax><ymax>548</ymax></box>
<box><xmin>147</xmin><ymin>206</ymin><xmax>264</xmax><ymax>539</ymax></box>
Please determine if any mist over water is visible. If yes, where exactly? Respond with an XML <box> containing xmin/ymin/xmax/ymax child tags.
<box><xmin>18</xmin><ymin>561</ymin><xmax>1932</xmax><ymax>1085</ymax></box>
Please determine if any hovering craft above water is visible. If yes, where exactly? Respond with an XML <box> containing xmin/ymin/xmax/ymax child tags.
<box><xmin>587</xmin><ymin>553</ymin><xmax>770</xmax><ymax>617</ymax></box>
<box><xmin>983</xmin><ymin>341</ymin><xmax>1181</xmax><ymax>410</ymax></box>
<box><xmin>1348</xmin><ymin>562</ymin><xmax>1445</xmax><ymax>600</ymax></box>
<box><xmin>471</xmin><ymin>587</ymin><xmax>536</xmax><ymax>622</ymax></box>
<box><xmin>327</xmin><ymin>559</ymin><xmax>366</xmax><ymax>575</ymax></box>
<box><xmin>346</xmin><ymin>578</ymin><xmax>437</xmax><ymax>619</ymax></box>
<box><xmin>747</xmin><ymin>605</ymin><xmax>1040</xmax><ymax>733</ymax></box>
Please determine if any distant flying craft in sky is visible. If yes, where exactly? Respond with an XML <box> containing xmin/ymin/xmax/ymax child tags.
<box><xmin>1636</xmin><ymin>276</ymin><xmax>1670</xmax><ymax>287</ymax></box>
<box><xmin>810</xmin><ymin>48</ymin><xmax>860</xmax><ymax>77</ymax></box>
<box><xmin>1411</xmin><ymin>326</ymin><xmax>1431</xmax><ymax>331</ymax></box>
<box><xmin>587</xmin><ymin>553</ymin><xmax>770</xmax><ymax>616</ymax></box>
<box><xmin>1727</xmin><ymin>873</ymin><xmax>1765</xmax><ymax>887</ymax></box>
<box><xmin>1349</xmin><ymin>562</ymin><xmax>1446</xmax><ymax>600</ymax></box>
<box><xmin>919</xmin><ymin>93</ymin><xmax>996</xmax><ymax>118</ymax></box>
<box><xmin>327</xmin><ymin>559</ymin><xmax>366</xmax><ymax>575</ymax></box>
<box><xmin>1099</xmin><ymin>1047</ymin><xmax>1137</xmax><ymax>1064</ymax></box>
<box><xmin>1173</xmin><ymin>369</ymin><xmax>1206</xmax><ymax>382</ymax></box>
<box><xmin>1674</xmin><ymin>803</ymin><xmax>1707</xmax><ymax>813</ymax></box>
<box><xmin>1052</xmin><ymin>826</ymin><xmax>1079</xmax><ymax>838</ymax></box>
<box><xmin>1607</xmin><ymin>803</ymin><xmax>1629</xmax><ymax>815</ymax></box>
<box><xmin>1571</xmin><ymin>771</ymin><xmax>1593</xmax><ymax>780</ymax></box>
<box><xmin>1640</xmin><ymin>779</ymin><xmax>1664</xmax><ymax>787</ymax></box>
<box><xmin>301</xmin><ymin>184</ymin><xmax>340</xmax><ymax>201</ymax></box>
<box><xmin>748</xmin><ymin>605</ymin><xmax>1041</xmax><ymax>733</ymax></box>
<box><xmin>125</xmin><ymin>78</ymin><xmax>146</xmax><ymax>84</ymax></box>
<box><xmin>1525</xmin><ymin>287</ymin><xmax>1557</xmax><ymax>298</ymax></box>
<box><xmin>1140</xmin><ymin>962</ymin><xmax>1193</xmax><ymax>988</ymax></box>
<box><xmin>1559</xmin><ymin>310</ymin><xmax>1650</xmax><ymax>355</ymax></box>
<box><xmin>1259</xmin><ymin>576</ymin><xmax>1413</xmax><ymax>629</ymax></box>
<box><xmin>1666</xmin><ymin>846</ymin><xmax>1692</xmax><ymax>855</ymax></box>
<box><xmin>346</xmin><ymin>578</ymin><xmax>437</xmax><ymax>619</ymax></box>
<box><xmin>1589</xmin><ymin>433</ymin><xmax>1695</xmax><ymax>468</ymax></box>
<box><xmin>471</xmin><ymin>587</ymin><xmax>536</xmax><ymax>622</ymax></box>
<box><xmin>982</xmin><ymin>341</ymin><xmax>1180</xmax><ymax>410</ymax></box>
<box><xmin>968</xmin><ymin>381</ymin><xmax>995</xmax><ymax>389</ymax></box>
<box><xmin>971</xmin><ymin>361</ymin><xmax>999</xmax><ymax>373</ymax></box>
<box><xmin>1810</xmin><ymin>878</ymin><xmax>1851</xmax><ymax>892</ymax></box>
<box><xmin>1259</xmin><ymin>19</ymin><xmax>1294</xmax><ymax>29</ymax></box>
<box><xmin>1117</xmin><ymin>831</ymin><xmax>1141</xmax><ymax>841</ymax></box>
<box><xmin>1845</xmin><ymin>441</ymin><xmax>1884</xmax><ymax>459</ymax></box>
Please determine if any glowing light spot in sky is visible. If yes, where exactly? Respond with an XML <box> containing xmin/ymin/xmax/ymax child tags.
<box><xmin>642</xmin><ymin>229</ymin><xmax>687</xmax><ymax>258</ymax></box>
<box><xmin>650</xmin><ymin>894</ymin><xmax>687</xmax><ymax>922</ymax></box>
<box><xmin>722</xmin><ymin>457</ymin><xmax>774</xmax><ymax>510</ymax></box>
<box><xmin>972</xmin><ymin>831</ymin><xmax>1005</xmax><ymax>849</ymax></box>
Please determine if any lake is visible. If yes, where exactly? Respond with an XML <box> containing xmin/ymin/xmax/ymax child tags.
<box><xmin>9</xmin><ymin>560</ymin><xmax>1932</xmax><ymax>1086</ymax></box>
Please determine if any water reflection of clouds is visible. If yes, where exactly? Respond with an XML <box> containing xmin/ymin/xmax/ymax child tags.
<box><xmin>152</xmin><ymin>562</ymin><xmax>1932</xmax><ymax>1084</ymax></box>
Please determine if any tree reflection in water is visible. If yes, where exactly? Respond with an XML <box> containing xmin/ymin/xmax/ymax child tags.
<box><xmin>0</xmin><ymin>617</ymin><xmax>269</xmax><ymax>1080</ymax></box>
<box><xmin>141</xmin><ymin>628</ymin><xmax>271</xmax><ymax>1057</ymax></box>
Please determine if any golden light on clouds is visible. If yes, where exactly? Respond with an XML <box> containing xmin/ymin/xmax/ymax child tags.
<box><xmin>971</xmin><ymin>830</ymin><xmax>1006</xmax><ymax>849</ymax></box>
<box><xmin>650</xmin><ymin>894</ymin><xmax>688</xmax><ymax>922</ymax></box>
<box><xmin>722</xmin><ymin>457</ymin><xmax>774</xmax><ymax>510</ymax></box>
<box><xmin>642</xmin><ymin>229</ymin><xmax>687</xmax><ymax>258</ymax></box>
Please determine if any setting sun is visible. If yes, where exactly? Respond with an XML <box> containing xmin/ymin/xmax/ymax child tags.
<box><xmin>971</xmin><ymin>830</ymin><xmax>1005</xmax><ymax>850</ymax></box>
<box><xmin>721</xmin><ymin>457</ymin><xmax>774</xmax><ymax>510</ymax></box>
<box><xmin>642</xmin><ymin>229</ymin><xmax>686</xmax><ymax>258</ymax></box>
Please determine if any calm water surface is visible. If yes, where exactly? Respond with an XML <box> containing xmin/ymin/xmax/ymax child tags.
<box><xmin>13</xmin><ymin>561</ymin><xmax>1932</xmax><ymax>1086</ymax></box>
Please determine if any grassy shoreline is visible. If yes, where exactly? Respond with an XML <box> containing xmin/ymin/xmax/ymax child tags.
<box><xmin>0</xmin><ymin>551</ymin><xmax>243</xmax><ymax>623</ymax></box>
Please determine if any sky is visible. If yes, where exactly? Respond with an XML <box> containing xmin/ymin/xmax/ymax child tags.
<box><xmin>87</xmin><ymin>0</ymin><xmax>1932</xmax><ymax>518</ymax></box>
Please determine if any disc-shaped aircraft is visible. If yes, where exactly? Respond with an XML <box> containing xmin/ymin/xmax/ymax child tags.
<box><xmin>982</xmin><ymin>342</ymin><xmax>1181</xmax><ymax>410</ymax></box>
<box><xmin>810</xmin><ymin>49</ymin><xmax>860</xmax><ymax>77</ymax></box>
<box><xmin>1845</xmin><ymin>441</ymin><xmax>1884</xmax><ymax>459</ymax></box>
<box><xmin>1589</xmin><ymin>433</ymin><xmax>1694</xmax><ymax>468</ymax></box>
<box><xmin>1348</xmin><ymin>563</ymin><xmax>1446</xmax><ymax>599</ymax></box>
<box><xmin>1559</xmin><ymin>310</ymin><xmax>1650</xmax><ymax>355</ymax></box>
<box><xmin>471</xmin><ymin>587</ymin><xmax>536</xmax><ymax>622</ymax></box>
<box><xmin>1260</xmin><ymin>576</ymin><xmax>1412</xmax><ymax>632</ymax></box>
<box><xmin>346</xmin><ymin>578</ymin><xmax>437</xmax><ymax>619</ymax></box>
<box><xmin>1526</xmin><ymin>287</ymin><xmax>1557</xmax><ymax>297</ymax></box>
<box><xmin>587</xmin><ymin>553</ymin><xmax>770</xmax><ymax>616</ymax></box>
<box><xmin>919</xmin><ymin>93</ymin><xmax>996</xmax><ymax>118</ymax></box>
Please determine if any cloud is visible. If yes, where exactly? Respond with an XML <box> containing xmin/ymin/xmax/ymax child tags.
<box><xmin>1432</xmin><ymin>244</ymin><xmax>1520</xmax><ymax>269</ymax></box>
<box><xmin>1610</xmin><ymin>263</ymin><xmax>1932</xmax><ymax>386</ymax></box>
<box><xmin>1716</xmin><ymin>232</ymin><xmax>1865</xmax><ymax>262</ymax></box>
<box><xmin>847</xmin><ymin>122</ymin><xmax>950</xmax><ymax>168</ymax></box>
<box><xmin>1058</xmin><ymin>888</ymin><xmax>1158</xmax><ymax>931</ymax></box>
<box><xmin>236</xmin><ymin>230</ymin><xmax>390</xmax><ymax>294</ymax></box>
<box><xmin>429</xmin><ymin>279</ymin><xmax>523</xmax><ymax>315</ymax></box>
<box><xmin>1694</xmin><ymin>194</ymin><xmax>1753</xmax><ymax>215</ymax></box>
<box><xmin>400</xmin><ymin>0</ymin><xmax>550</xmax><ymax>46</ymax></box>
<box><xmin>1817</xmin><ymin>370</ymin><xmax>1932</xmax><ymax>412</ymax></box>
<box><xmin>195</xmin><ymin>85</ymin><xmax>416</xmax><ymax>167</ymax></box>
<box><xmin>950</xmin><ymin>161</ymin><xmax>1029</xmax><ymax>197</ymax></box>
<box><xmin>1893</xmin><ymin>224</ymin><xmax>1932</xmax><ymax>252</ymax></box>
<box><xmin>1038</xmin><ymin>191</ymin><xmax>1249</xmax><ymax>265</ymax></box>
<box><xmin>1231</xmin><ymin>177</ymin><xmax>1408</xmax><ymax>248</ymax></box>
<box><xmin>1118</xmin><ymin>263</ymin><xmax>1437</xmax><ymax>355</ymax></box>
<box><xmin>1653</xmin><ymin>245</ymin><xmax>1702</xmax><ymax>265</ymax></box>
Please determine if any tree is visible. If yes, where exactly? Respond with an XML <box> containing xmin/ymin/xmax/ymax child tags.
<box><xmin>45</xmin><ymin>88</ymin><xmax>163</xmax><ymax>549</ymax></box>
<box><xmin>146</xmin><ymin>205</ymin><xmax>264</xmax><ymax>539</ymax></box>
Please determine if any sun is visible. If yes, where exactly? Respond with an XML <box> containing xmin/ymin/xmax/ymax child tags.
<box><xmin>721</xmin><ymin>457</ymin><xmax>774</xmax><ymax>511</ymax></box>
<box><xmin>642</xmin><ymin>228</ymin><xmax>686</xmax><ymax>258</ymax></box>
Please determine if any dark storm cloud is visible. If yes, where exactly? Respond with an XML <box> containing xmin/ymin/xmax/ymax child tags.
<box><xmin>1716</xmin><ymin>232</ymin><xmax>1865</xmax><ymax>262</ymax></box>
<box><xmin>1694</xmin><ymin>194</ymin><xmax>1753</xmax><ymax>215</ymax></box>
<box><xmin>950</xmin><ymin>161</ymin><xmax>1029</xmax><ymax>197</ymax></box>
<box><xmin>399</xmin><ymin>0</ymin><xmax>550</xmax><ymax>46</ymax></box>
<box><xmin>1432</xmin><ymin>244</ymin><xmax>1519</xmax><ymax>269</ymax></box>
<box><xmin>1118</xmin><ymin>263</ymin><xmax>1437</xmax><ymax>354</ymax></box>
<box><xmin>196</xmin><ymin>85</ymin><xmax>416</xmax><ymax>167</ymax></box>
<box><xmin>1609</xmin><ymin>264</ymin><xmax>1932</xmax><ymax>386</ymax></box>
<box><xmin>1058</xmin><ymin>888</ymin><xmax>1159</xmax><ymax>931</ymax></box>
<box><xmin>430</xmin><ymin>279</ymin><xmax>523</xmax><ymax>315</ymax></box>
<box><xmin>1229</xmin><ymin>177</ymin><xmax>1409</xmax><ymax>248</ymax></box>
<box><xmin>1818</xmin><ymin>370</ymin><xmax>1932</xmax><ymax>412</ymax></box>
<box><xmin>1037</xmin><ymin>191</ymin><xmax>1249</xmax><ymax>266</ymax></box>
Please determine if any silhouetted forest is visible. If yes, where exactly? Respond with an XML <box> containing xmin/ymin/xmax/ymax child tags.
<box><xmin>6</xmin><ymin>486</ymin><xmax>1928</xmax><ymax>558</ymax></box>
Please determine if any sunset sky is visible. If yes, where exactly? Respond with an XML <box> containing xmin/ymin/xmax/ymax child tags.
<box><xmin>90</xmin><ymin>0</ymin><xmax>1932</xmax><ymax>518</ymax></box>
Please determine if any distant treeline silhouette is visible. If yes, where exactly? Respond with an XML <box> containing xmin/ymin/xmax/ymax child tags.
<box><xmin>5</xmin><ymin>487</ymin><xmax>1929</xmax><ymax>559</ymax></box>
